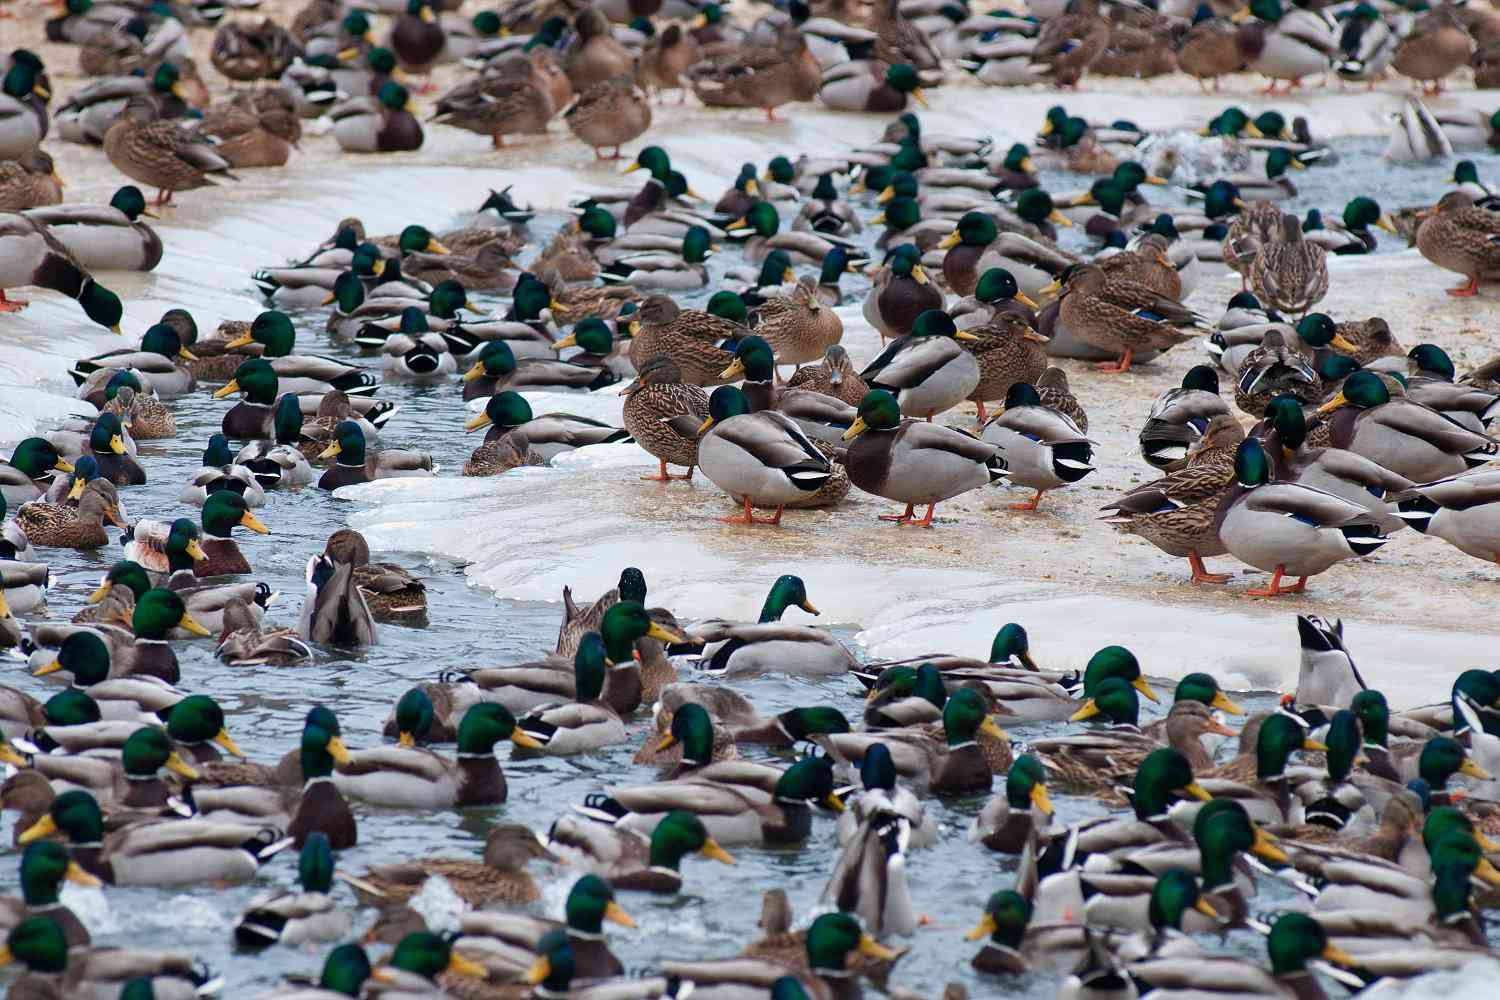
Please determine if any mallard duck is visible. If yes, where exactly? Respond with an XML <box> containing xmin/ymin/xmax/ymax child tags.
<box><xmin>638</xmin><ymin>22</ymin><xmax>699</xmax><ymax>100</ymax></box>
<box><xmin>31</xmin><ymin>629</ymin><xmax>181</xmax><ymax>719</ymax></box>
<box><xmin>196</xmin><ymin>88</ymin><xmax>301</xmax><ymax>169</ymax></box>
<box><xmin>331</xmin><ymin>81</ymin><xmax>423</xmax><ymax>152</ymax></box>
<box><xmin>1316</xmin><ymin>370</ymin><xmax>1499</xmax><ymax>483</ymax></box>
<box><xmin>685</xmin><ymin>574</ymin><xmax>853</xmax><ymax>676</ymax></box>
<box><xmin>688</xmin><ymin>20</ymin><xmax>818</xmax><ymax>121</ymax></box>
<box><xmin>621</xmin><ymin>355</ymin><xmax>709</xmax><ymax>482</ymax></box>
<box><xmin>233</xmin><ymin>400</ymin><xmax>314</xmax><ymax>490</ymax></box>
<box><xmin>785</xmin><ymin>345</ymin><xmax>868</xmax><ymax>407</ymax></box>
<box><xmin>695</xmin><ymin>386</ymin><xmax>833</xmax><ymax>525</ymax></box>
<box><xmin>817</xmin><ymin>688</ymin><xmax>1004</xmax><ymax>796</ymax></box>
<box><xmin>316</xmin><ymin>420</ymin><xmax>433</xmax><ymax>490</ymax></box>
<box><xmin>350</xmin><ymin>823</ymin><xmax>543</xmax><ymax>907</ymax></box>
<box><xmin>367</xmin><ymin>930</ymin><xmax>488</xmax><ymax>993</ymax></box>
<box><xmin>70</xmin><ymin>322</ymin><xmax>196</xmax><ymax>398</ymax></box>
<box><xmin>968</xmin><ymin>753</ymin><xmax>1053</xmax><ymax>856</ymax></box>
<box><xmin>1130</xmin><ymin>912</ymin><xmax>1356</xmax><ymax>996</ymax></box>
<box><xmin>0</xmin><ymin>915</ymin><xmax>224</xmax><ymax>997</ymax></box>
<box><xmin>300</xmin><ymin>529</ymin><xmax>377</xmax><ymax>645</ymax></box>
<box><xmin>626</xmin><ymin>295</ymin><xmax>738</xmax><ymax>388</ymax></box>
<box><xmin>0</xmin><ymin>213</ymin><xmax>123</xmax><ymax>328</ymax></box>
<box><xmin>861</xmin><ymin>310</ymin><xmax>981</xmax><ymax>420</ymax></box>
<box><xmin>73</xmin><ymin>413</ymin><xmax>144</xmax><ymax>486</ymax></box>
<box><xmin>843</xmin><ymin>388</ymin><xmax>1004</xmax><ymax>526</ymax></box>
<box><xmin>1232</xmin><ymin>328</ymin><xmax>1319</xmax><ymax>419</ymax></box>
<box><xmin>727</xmin><ymin>201</ymin><xmax>867</xmax><ymax>268</ymax></box>
<box><xmin>664</xmin><ymin>912</ymin><xmax>893</xmax><ymax>1000</ymax></box>
<box><xmin>582</xmin><ymin>753</ymin><xmax>839</xmax><ymax>845</ymax></box>
<box><xmin>123</xmin><ymin>516</ymin><xmax>207</xmax><ymax>581</ymax></box>
<box><xmin>333</xmin><ymin>703</ymin><xmax>538</xmax><ymax>808</ymax></box>
<box><xmin>981</xmin><ymin>381</ymin><xmax>1093</xmax><ymax>511</ymax></box>
<box><xmin>543</xmin><ymin>808</ymin><xmax>735</xmax><ymax>893</ymax></box>
<box><xmin>465</xmin><ymin>394</ymin><xmax>624</xmax><ymax>469</ymax></box>
<box><xmin>513</xmin><ymin>635</ymin><xmax>630</xmax><ymax>754</ymax></box>
<box><xmin>1176</xmin><ymin>4</ymin><xmax>1246</xmax><ymax>91</ymax></box>
<box><xmin>819</xmin><ymin>60</ymin><xmax>926</xmax><ymax>113</ymax></box>
<box><xmin>432</xmin><ymin>53</ymin><xmax>553</xmax><ymax>149</ymax></box>
<box><xmin>0</xmin><ymin>438</ymin><xmax>72</xmax><ymax>507</ymax></box>
<box><xmin>216</xmin><ymin>596</ymin><xmax>313</xmax><ymax>666</ymax></box>
<box><xmin>103</xmin><ymin>96</ymin><xmax>235</xmax><ymax>207</ymax></box>
<box><xmin>563</xmin><ymin>6</ymin><xmax>634</xmax><ymax>91</ymax></box>
<box><xmin>389</xmin><ymin>0</ymin><xmax>445</xmax><ymax>79</ymax></box>
<box><xmin>233</xmin><ymin>832</ymin><xmax>355</xmax><ymax>951</ymax></box>
<box><xmin>0</xmin><ymin>839</ymin><xmax>100</xmax><ymax>949</ymax></box>
<box><xmin>564</xmin><ymin>75</ymin><xmax>651</xmax><ymax>161</ymax></box>
<box><xmin>1393</xmin><ymin>4</ymin><xmax>1472</xmax><ymax>94</ymax></box>
<box><xmin>747</xmin><ymin>278</ymin><xmax>843</xmax><ymax>371</ymax></box>
<box><xmin>1104</xmin><ymin>413</ymin><xmax>1244</xmax><ymax>585</ymax></box>
<box><xmin>0</xmin><ymin>54</ymin><xmax>47</xmax><ymax>161</ymax></box>
<box><xmin>1248</xmin><ymin>212</ymin><xmax>1329</xmax><ymax>319</ymax></box>
<box><xmin>16</xmin><ymin>478</ymin><xmax>126</xmax><ymax>550</ymax></box>
<box><xmin>599</xmin><ymin>226</ymin><xmax>714</xmax><ymax>291</ymax></box>
<box><xmin>100</xmin><ymin>377</ymin><xmax>174</xmax><ymax>440</ymax></box>
<box><xmin>1215</xmin><ymin>437</ymin><xmax>1388</xmax><ymax>597</ymax></box>
<box><xmin>1139</xmin><ymin>365</ymin><xmax>1232</xmax><ymax>470</ymax></box>
<box><xmin>1053</xmin><ymin>263</ymin><xmax>1204</xmax><ymax>374</ymax></box>
<box><xmin>1334</xmin><ymin>2</ymin><xmax>1396</xmax><ymax>83</ymax></box>
<box><xmin>191</xmin><ymin>491</ymin><xmax>268</xmax><ymax>577</ymax></box>
<box><xmin>211</xmin><ymin>17</ymin><xmax>299</xmax><ymax>81</ymax></box>
<box><xmin>219</xmin><ymin>310</ymin><xmax>371</xmax><ymax>397</ymax></box>
<box><xmin>451</xmin><ymin>873</ymin><xmax>637</xmax><ymax>980</ymax></box>
<box><xmin>1416</xmin><ymin>190</ymin><xmax>1500</xmax><ymax>297</ymax></box>
<box><xmin>0</xmin><ymin>150</ymin><xmax>62</xmax><ymax>212</ymax></box>
<box><xmin>1389</xmin><ymin>468</ymin><xmax>1500</xmax><ymax>566</ymax></box>
<box><xmin>1233</xmin><ymin>0</ymin><xmax>1337</xmax><ymax>96</ymax></box>
<box><xmin>0</xmin><ymin>559</ymin><xmax>45</xmax><ymax>614</ymax></box>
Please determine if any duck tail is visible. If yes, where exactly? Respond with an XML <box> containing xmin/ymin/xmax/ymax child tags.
<box><xmin>1338</xmin><ymin>522</ymin><xmax>1387</xmax><ymax>556</ymax></box>
<box><xmin>984</xmin><ymin>451</ymin><xmax>1009</xmax><ymax>485</ymax></box>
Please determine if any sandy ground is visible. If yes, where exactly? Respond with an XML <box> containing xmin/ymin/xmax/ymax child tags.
<box><xmin>8</xmin><ymin>1</ymin><xmax>1500</xmax><ymax>705</ymax></box>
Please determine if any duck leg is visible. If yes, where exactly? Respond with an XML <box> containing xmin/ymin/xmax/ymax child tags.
<box><xmin>720</xmin><ymin>498</ymin><xmax>783</xmax><ymax>524</ymax></box>
<box><xmin>491</xmin><ymin>132</ymin><xmax>507</xmax><ymax>149</ymax></box>
<box><xmin>1187</xmin><ymin>550</ymin><xmax>1231</xmax><ymax>584</ymax></box>
<box><xmin>975</xmin><ymin>400</ymin><xmax>987</xmax><ymax>424</ymax></box>
<box><xmin>901</xmin><ymin>503</ymin><xmax>938</xmax><ymax>527</ymax></box>
<box><xmin>672</xmin><ymin>464</ymin><xmax>696</xmax><ymax>481</ymax></box>
<box><xmin>1009</xmin><ymin>490</ymin><xmax>1045</xmax><ymax>511</ymax></box>
<box><xmin>879</xmin><ymin>503</ymin><xmax>916</xmax><ymax>523</ymax></box>
<box><xmin>1096</xmin><ymin>349</ymin><xmax>1133</xmax><ymax>374</ymax></box>
<box><xmin>642</xmin><ymin>459</ymin><xmax>673</xmax><ymax>482</ymax></box>
<box><xmin>1448</xmin><ymin>274</ymin><xmax>1480</xmax><ymax>297</ymax></box>
<box><xmin>0</xmin><ymin>290</ymin><xmax>27</xmax><ymax>313</ymax></box>
<box><xmin>1245</xmin><ymin>565</ymin><xmax>1303</xmax><ymax>596</ymax></box>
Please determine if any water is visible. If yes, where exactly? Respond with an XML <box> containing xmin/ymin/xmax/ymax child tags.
<box><xmin>6</xmin><ymin>98</ymin><xmax>1500</xmax><ymax>993</ymax></box>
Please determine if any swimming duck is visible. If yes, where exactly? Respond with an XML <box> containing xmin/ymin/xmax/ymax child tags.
<box><xmin>69</xmin><ymin>323</ymin><xmax>196</xmax><ymax>399</ymax></box>
<box><xmin>316</xmin><ymin>420</ymin><xmax>433</xmax><ymax>490</ymax></box>
<box><xmin>665</xmin><ymin>912</ymin><xmax>893</xmax><ymax>1000</ymax></box>
<box><xmin>99</xmin><ymin>374</ymin><xmax>174</xmax><ymax>441</ymax></box>
<box><xmin>32</xmin><ymin>629</ymin><xmax>179</xmax><ymax>719</ymax></box>
<box><xmin>0</xmin><ymin>915</ymin><xmax>223</xmax><ymax>996</ymax></box>
<box><xmin>981</xmin><ymin>381</ymin><xmax>1093</xmax><ymax>511</ymax></box>
<box><xmin>331</xmin><ymin>80</ymin><xmax>423</xmax><ymax>152</ymax></box>
<box><xmin>300</xmin><ymin>529</ymin><xmax>377</xmax><ymax>646</ymax></box>
<box><xmin>1130</xmin><ymin>912</ymin><xmax>1355</xmax><ymax>996</ymax></box>
<box><xmin>600</xmin><ymin>225</ymin><xmax>715</xmax><ymax>291</ymax></box>
<box><xmin>1054</xmin><ymin>263</ymin><xmax>1204</xmax><ymax>374</ymax></box>
<box><xmin>103</xmin><ymin>96</ymin><xmax>236</xmax><ymax>207</ymax></box>
<box><xmin>1104</xmin><ymin>413</ymin><xmax>1244</xmax><ymax>585</ymax></box>
<box><xmin>193</xmin><ymin>491</ymin><xmax>268</xmax><ymax>577</ymax></box>
<box><xmin>15</xmin><ymin>478</ymin><xmax>125</xmax><ymax>550</ymax></box>
<box><xmin>685</xmin><ymin>573</ymin><xmax>853</xmax><ymax>676</ymax></box>
<box><xmin>687</xmin><ymin>20</ymin><xmax>818</xmax><ymax>120</ymax></box>
<box><xmin>1215</xmin><ymin>437</ymin><xmax>1388</xmax><ymax>596</ymax></box>
<box><xmin>368</xmin><ymin>930</ymin><xmax>488</xmax><ymax>993</ymax></box>
<box><xmin>348</xmin><ymin>823</ymin><xmax>543</xmax><ymax>909</ymax></box>
<box><xmin>452</xmin><ymin>873</ymin><xmax>637</xmax><ymax>979</ymax></box>
<box><xmin>233</xmin><ymin>832</ymin><xmax>353</xmax><ymax>951</ymax></box>
<box><xmin>122</xmin><ymin>516</ymin><xmax>205</xmax><ymax>582</ymax></box>
<box><xmin>818</xmin><ymin>687</ymin><xmax>1005</xmax><ymax>795</ymax></box>
<box><xmin>0</xmin><ymin>439</ymin><xmax>73</xmax><ymax>507</ymax></box>
<box><xmin>1316</xmin><ymin>370</ymin><xmax>1499</xmax><ymax>483</ymax></box>
<box><xmin>621</xmin><ymin>355</ymin><xmax>709</xmax><ymax>482</ymax></box>
<box><xmin>221</xmin><ymin>310</ymin><xmax>372</xmax><ymax>396</ymax></box>
<box><xmin>77</xmin><ymin>412</ymin><xmax>144</xmax><ymax>486</ymax></box>
<box><xmin>969</xmin><ymin>753</ymin><xmax>1053</xmax><ymax>856</ymax></box>
<box><xmin>377</xmin><ymin>306</ymin><xmax>457</xmax><ymax>379</ymax></box>
<box><xmin>1416</xmin><ymin>190</ymin><xmax>1500</xmax><ymax>297</ymax></box>
<box><xmin>543</xmin><ymin>808</ymin><xmax>736</xmax><ymax>893</ymax></box>
<box><xmin>215</xmin><ymin>596</ymin><xmax>312</xmax><ymax>667</ymax></box>
<box><xmin>1233</xmin><ymin>0</ymin><xmax>1337</xmax><ymax>96</ymax></box>
<box><xmin>515</xmin><ymin>635</ymin><xmax>629</xmax><ymax>754</ymax></box>
<box><xmin>0</xmin><ymin>840</ymin><xmax>99</xmax><ymax>948</ymax></box>
<box><xmin>233</xmin><ymin>397</ymin><xmax>314</xmax><ymax>489</ymax></box>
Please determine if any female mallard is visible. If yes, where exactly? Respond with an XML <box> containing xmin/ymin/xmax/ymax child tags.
<box><xmin>638</xmin><ymin>22</ymin><xmax>700</xmax><ymax>102</ymax></box>
<box><xmin>1176</xmin><ymin>4</ymin><xmax>1246</xmax><ymax>91</ymax></box>
<box><xmin>432</xmin><ymin>53</ymin><xmax>553</xmax><ymax>149</ymax></box>
<box><xmin>621</xmin><ymin>355</ymin><xmax>709</xmax><ymax>482</ymax></box>
<box><xmin>103</xmin><ymin>96</ymin><xmax>235</xmax><ymax>207</ymax></box>
<box><xmin>1054</xmin><ymin>263</ymin><xmax>1204</xmax><ymax>374</ymax></box>
<box><xmin>194</xmin><ymin>491</ymin><xmax>269</xmax><ymax>577</ymax></box>
<box><xmin>331</xmin><ymin>81</ymin><xmax>423</xmax><ymax>152</ymax></box>
<box><xmin>1248</xmin><ymin>212</ymin><xmax>1329</xmax><ymax>319</ymax></box>
<box><xmin>70</xmin><ymin>323</ymin><xmax>196</xmax><ymax>399</ymax></box>
<box><xmin>317</xmin><ymin>420</ymin><xmax>434</xmax><ymax>490</ymax></box>
<box><xmin>211</xmin><ymin>18</ymin><xmax>299</xmax><ymax>81</ymax></box>
<box><xmin>1316</xmin><ymin>370</ymin><xmax>1499</xmax><ymax>483</ymax></box>
<box><xmin>727</xmin><ymin>202</ymin><xmax>867</xmax><ymax>268</ymax></box>
<box><xmin>666</xmin><ymin>913</ymin><xmax>894</xmax><ymax>1000</ymax></box>
<box><xmin>564</xmin><ymin>75</ymin><xmax>651</xmax><ymax>161</ymax></box>
<box><xmin>1104</xmin><ymin>413</ymin><xmax>1244</xmax><ymax>584</ymax></box>
<box><xmin>1233</xmin><ymin>0</ymin><xmax>1337</xmax><ymax>96</ymax></box>
<box><xmin>696</xmin><ymin>386</ymin><xmax>833</xmax><ymax>526</ymax></box>
<box><xmin>843</xmin><ymin>388</ymin><xmax>1004</xmax><ymax>526</ymax></box>
<box><xmin>334</xmin><ymin>703</ymin><xmax>540</xmax><ymax>808</ymax></box>
<box><xmin>215</xmin><ymin>596</ymin><xmax>313</xmax><ymax>666</ymax></box>
<box><xmin>627</xmin><ymin>295</ymin><xmax>738</xmax><ymax>387</ymax></box>
<box><xmin>0</xmin><ymin>150</ymin><xmax>63</xmax><ymax>212</ymax></box>
<box><xmin>543</xmin><ymin>809</ymin><xmax>736</xmax><ymax>893</ymax></box>
<box><xmin>16</xmin><ymin>478</ymin><xmax>125</xmax><ymax>550</ymax></box>
<box><xmin>861</xmin><ymin>310</ymin><xmax>981</xmax><ymax>420</ymax></box>
<box><xmin>981</xmin><ymin>381</ymin><xmax>1094</xmax><ymax>511</ymax></box>
<box><xmin>515</xmin><ymin>635</ymin><xmax>629</xmax><ymax>754</ymax></box>
<box><xmin>350</xmin><ymin>823</ymin><xmax>544</xmax><ymax>907</ymax></box>
<box><xmin>1416</xmin><ymin>190</ymin><xmax>1500</xmax><ymax>297</ymax></box>
<box><xmin>1139</xmin><ymin>365</ymin><xmax>1231</xmax><ymax>470</ymax></box>
<box><xmin>564</xmin><ymin>7</ymin><xmax>635</xmax><ymax>91</ymax></box>
<box><xmin>818</xmin><ymin>688</ymin><xmax>1005</xmax><ymax>795</ymax></box>
<box><xmin>866</xmin><ymin>244</ymin><xmax>944</xmax><ymax>341</ymax></box>
<box><xmin>747</xmin><ymin>279</ymin><xmax>843</xmax><ymax>370</ymax></box>
<box><xmin>196</xmin><ymin>88</ymin><xmax>302</xmax><ymax>169</ymax></box>
<box><xmin>687</xmin><ymin>20</ymin><xmax>818</xmax><ymax>121</ymax></box>
<box><xmin>1214</xmin><ymin>437</ymin><xmax>1388</xmax><ymax>597</ymax></box>
<box><xmin>820</xmin><ymin>61</ymin><xmax>927</xmax><ymax>112</ymax></box>
<box><xmin>786</xmin><ymin>345</ymin><xmax>869</xmax><ymax>407</ymax></box>
<box><xmin>685</xmin><ymin>574</ymin><xmax>853</xmax><ymax>676</ymax></box>
<box><xmin>1392</xmin><ymin>4</ymin><xmax>1472</xmax><ymax>95</ymax></box>
<box><xmin>100</xmin><ymin>374</ymin><xmax>174</xmax><ymax>439</ymax></box>
<box><xmin>964</xmin><ymin>314</ymin><xmax>1049</xmax><ymax>424</ymax></box>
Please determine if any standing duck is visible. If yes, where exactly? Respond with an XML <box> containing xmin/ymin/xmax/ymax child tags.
<box><xmin>103</xmin><ymin>97</ymin><xmax>236</xmax><ymax>207</ymax></box>
<box><xmin>564</xmin><ymin>7</ymin><xmax>634</xmax><ymax>92</ymax></box>
<box><xmin>860</xmin><ymin>309</ymin><xmax>981</xmax><ymax>420</ymax></box>
<box><xmin>1392</xmin><ymin>5</ymin><xmax>1472</xmax><ymax>95</ymax></box>
<box><xmin>981</xmin><ymin>382</ymin><xmax>1094</xmax><ymax>511</ymax></box>
<box><xmin>15</xmin><ymin>478</ymin><xmax>125</xmax><ymax>550</ymax></box>
<box><xmin>621</xmin><ymin>355</ymin><xmax>709</xmax><ymax>482</ymax></box>
<box><xmin>964</xmin><ymin>313</ymin><xmax>1049</xmax><ymax>424</ymax></box>
<box><xmin>389</xmin><ymin>0</ymin><xmax>446</xmax><ymax>86</ymax></box>
<box><xmin>747</xmin><ymin>278</ymin><xmax>843</xmax><ymax>372</ymax></box>
<box><xmin>564</xmin><ymin>75</ymin><xmax>651</xmax><ymax>161</ymax></box>
<box><xmin>1139</xmin><ymin>365</ymin><xmax>1232</xmax><ymax>471</ymax></box>
<box><xmin>696</xmin><ymin>385</ymin><xmax>833</xmax><ymax>525</ymax></box>
<box><xmin>843</xmin><ymin>389</ymin><xmax>1006</xmax><ymax>526</ymax></box>
<box><xmin>1054</xmin><ymin>263</ymin><xmax>1204</xmax><ymax>374</ymax></box>
<box><xmin>1416</xmin><ymin>190</ymin><xmax>1500</xmax><ymax>297</ymax></box>
<box><xmin>1247</xmin><ymin>213</ymin><xmax>1328</xmax><ymax>319</ymax></box>
<box><xmin>687</xmin><ymin>21</ymin><xmax>819</xmax><ymax>121</ymax></box>
<box><xmin>1233</xmin><ymin>0</ymin><xmax>1336</xmax><ymax>96</ymax></box>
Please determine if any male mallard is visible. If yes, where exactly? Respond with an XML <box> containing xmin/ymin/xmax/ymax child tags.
<box><xmin>564</xmin><ymin>75</ymin><xmax>651</xmax><ymax>161</ymax></box>
<box><xmin>1248</xmin><ymin>212</ymin><xmax>1328</xmax><ymax>319</ymax></box>
<box><xmin>1215</xmin><ymin>437</ymin><xmax>1388</xmax><ymax>597</ymax></box>
<box><xmin>1316</xmin><ymin>370</ymin><xmax>1499</xmax><ymax>483</ymax></box>
<box><xmin>232</xmin><ymin>832</ymin><xmax>352</xmax><ymax>950</ymax></box>
<box><xmin>696</xmin><ymin>386</ymin><xmax>834</xmax><ymax>526</ymax></box>
<box><xmin>0</xmin><ymin>840</ymin><xmax>99</xmax><ymax>949</ymax></box>
<box><xmin>193</xmin><ymin>491</ymin><xmax>269</xmax><ymax>577</ymax></box>
<box><xmin>981</xmin><ymin>381</ymin><xmax>1093</xmax><ymax>511</ymax></box>
<box><xmin>300</xmin><ymin>529</ymin><xmax>377</xmax><ymax>645</ymax></box>
<box><xmin>461</xmin><ymin>340</ymin><xmax>612</xmax><ymax>401</ymax></box>
<box><xmin>543</xmin><ymin>809</ymin><xmax>735</xmax><ymax>893</ymax></box>
<box><xmin>621</xmin><ymin>354</ymin><xmax>709</xmax><ymax>482</ymax></box>
<box><xmin>1130</xmin><ymin>912</ymin><xmax>1355</xmax><ymax>995</ymax></box>
<box><xmin>969</xmin><ymin>753</ymin><xmax>1053</xmax><ymax>856</ymax></box>
<box><xmin>0</xmin><ymin>915</ymin><xmax>222</xmax><ymax>996</ymax></box>
<box><xmin>1054</xmin><ymin>263</ymin><xmax>1204</xmax><ymax>374</ymax></box>
<box><xmin>233</xmin><ymin>398</ymin><xmax>314</xmax><ymax>489</ymax></box>
<box><xmin>70</xmin><ymin>412</ymin><xmax>142</xmax><ymax>486</ymax></box>
<box><xmin>432</xmin><ymin>53</ymin><xmax>553</xmax><ymax>149</ymax></box>
<box><xmin>727</xmin><ymin>201</ymin><xmax>867</xmax><ymax>267</ymax></box>
<box><xmin>1233</xmin><ymin>0</ymin><xmax>1337</xmax><ymax>96</ymax></box>
<box><xmin>368</xmin><ymin>930</ymin><xmax>488</xmax><ymax>993</ymax></box>
<box><xmin>843</xmin><ymin>388</ymin><xmax>1004</xmax><ymax>526</ymax></box>
<box><xmin>866</xmin><ymin>244</ymin><xmax>944</xmax><ymax>342</ymax></box>
<box><xmin>1139</xmin><ymin>365</ymin><xmax>1231</xmax><ymax>470</ymax></box>
<box><xmin>515</xmin><ymin>635</ymin><xmax>629</xmax><ymax>754</ymax></box>
<box><xmin>464</xmin><ymin>392</ymin><xmax>625</xmax><ymax>468</ymax></box>
<box><xmin>333</xmin><ymin>703</ymin><xmax>539</xmax><ymax>808</ymax></box>
<box><xmin>16</xmin><ymin>478</ymin><xmax>126</xmax><ymax>550</ymax></box>
<box><xmin>1303</xmin><ymin>197</ymin><xmax>1399</xmax><ymax>256</ymax></box>
<box><xmin>104</xmin><ymin>96</ymin><xmax>235</xmax><ymax>207</ymax></box>
<box><xmin>1334</xmin><ymin>2</ymin><xmax>1396</xmax><ymax>84</ymax></box>
<box><xmin>331</xmin><ymin>81</ymin><xmax>423</xmax><ymax>152</ymax></box>
<box><xmin>453</xmin><ymin>873</ymin><xmax>636</xmax><ymax>979</ymax></box>
<box><xmin>665</xmin><ymin>913</ymin><xmax>893</xmax><ymax>1000</ymax></box>
<box><xmin>0</xmin><ymin>438</ymin><xmax>72</xmax><ymax>507</ymax></box>
<box><xmin>600</xmin><ymin>225</ymin><xmax>714</xmax><ymax>291</ymax></box>
<box><xmin>351</xmin><ymin>824</ymin><xmax>544</xmax><ymax>907</ymax></box>
<box><xmin>390</xmin><ymin>0</ymin><xmax>445</xmax><ymax>79</ymax></box>
<box><xmin>1416</xmin><ymin>190</ymin><xmax>1500</xmax><ymax>297</ymax></box>
<box><xmin>0</xmin><ymin>213</ymin><xmax>123</xmax><ymax>328</ymax></box>
<box><xmin>1391</xmin><ymin>468</ymin><xmax>1500</xmax><ymax>566</ymax></box>
<box><xmin>70</xmin><ymin>322</ymin><xmax>196</xmax><ymax>398</ymax></box>
<box><xmin>818</xmin><ymin>687</ymin><xmax>1005</xmax><ymax>795</ymax></box>
<box><xmin>687</xmin><ymin>20</ymin><xmax>819</xmax><ymax>121</ymax></box>
<box><xmin>861</xmin><ymin>310</ymin><xmax>980</xmax><ymax>420</ymax></box>
<box><xmin>1104</xmin><ymin>413</ymin><xmax>1244</xmax><ymax>585</ymax></box>
<box><xmin>0</xmin><ymin>54</ymin><xmax>47</xmax><ymax>161</ymax></box>
<box><xmin>685</xmin><ymin>573</ymin><xmax>853</xmax><ymax>676</ymax></box>
<box><xmin>820</xmin><ymin>61</ymin><xmax>926</xmax><ymax>112</ymax></box>
<box><xmin>316</xmin><ymin>420</ymin><xmax>433</xmax><ymax>490</ymax></box>
<box><xmin>220</xmin><ymin>310</ymin><xmax>371</xmax><ymax>396</ymax></box>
